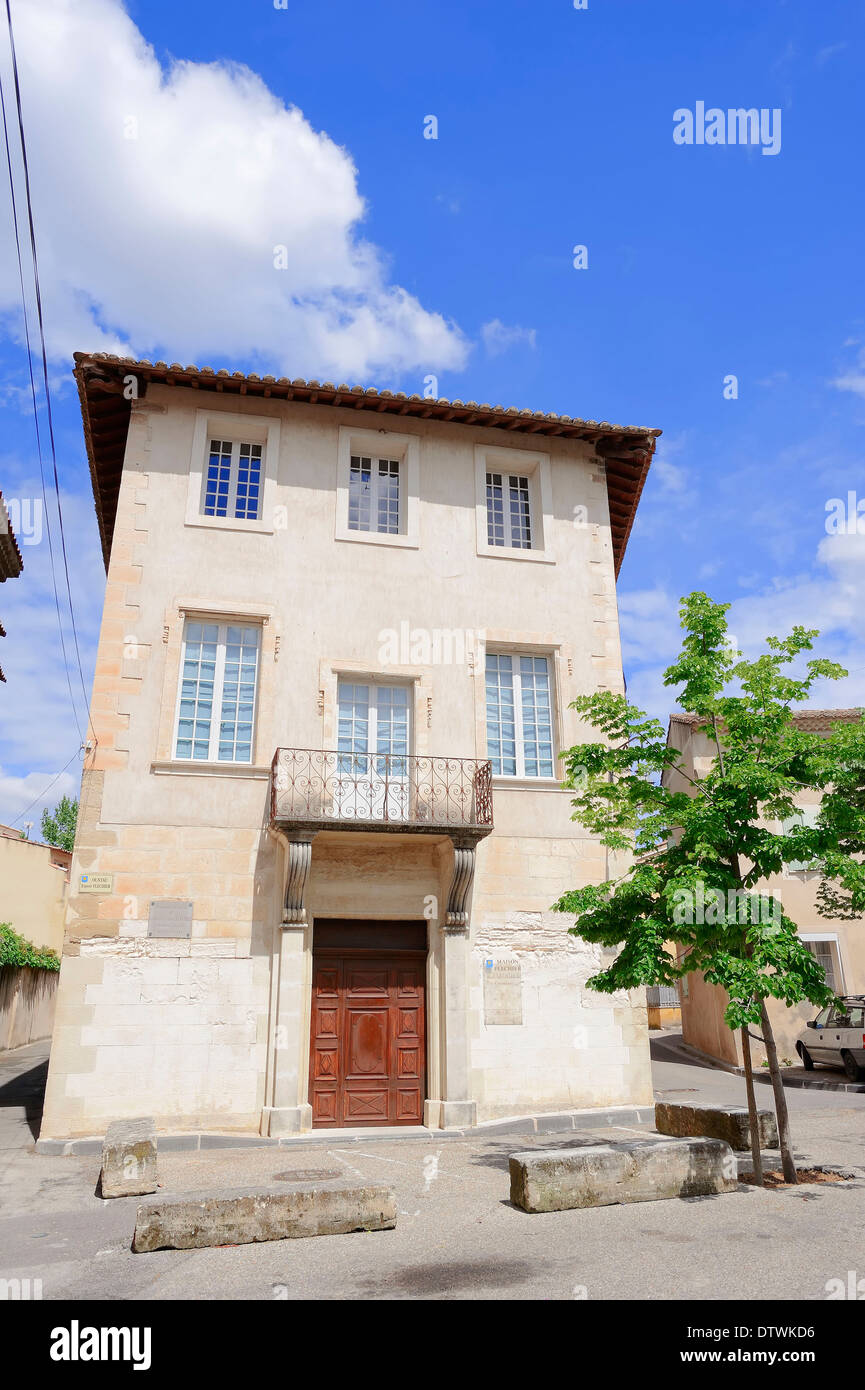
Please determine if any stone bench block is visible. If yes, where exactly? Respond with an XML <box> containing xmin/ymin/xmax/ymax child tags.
<box><xmin>654</xmin><ymin>1101</ymin><xmax>779</xmax><ymax>1151</ymax></box>
<box><xmin>132</xmin><ymin>1181</ymin><xmax>396</xmax><ymax>1252</ymax></box>
<box><xmin>509</xmin><ymin>1137</ymin><xmax>737</xmax><ymax>1212</ymax></box>
<box><xmin>101</xmin><ymin>1118</ymin><xmax>158</xmax><ymax>1199</ymax></box>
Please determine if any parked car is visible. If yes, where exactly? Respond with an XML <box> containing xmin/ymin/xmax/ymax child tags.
<box><xmin>796</xmin><ymin>997</ymin><xmax>865</xmax><ymax>1081</ymax></box>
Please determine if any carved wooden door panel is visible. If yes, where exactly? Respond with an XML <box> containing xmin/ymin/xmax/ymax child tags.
<box><xmin>309</xmin><ymin>951</ymin><xmax>425</xmax><ymax>1128</ymax></box>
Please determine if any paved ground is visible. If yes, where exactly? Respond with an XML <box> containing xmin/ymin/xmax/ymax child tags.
<box><xmin>1</xmin><ymin>1035</ymin><xmax>863</xmax><ymax>1301</ymax></box>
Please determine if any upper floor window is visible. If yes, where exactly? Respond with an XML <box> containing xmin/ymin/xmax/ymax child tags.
<box><xmin>348</xmin><ymin>455</ymin><xmax>401</xmax><ymax>534</ymax></box>
<box><xmin>174</xmin><ymin>620</ymin><xmax>260</xmax><ymax>763</ymax></box>
<box><xmin>336</xmin><ymin>427</ymin><xmax>420</xmax><ymax>548</ymax></box>
<box><xmin>486</xmin><ymin>472</ymin><xmax>532</xmax><ymax>549</ymax></box>
<box><xmin>186</xmin><ymin>410</ymin><xmax>280</xmax><ymax>534</ymax></box>
<box><xmin>485</xmin><ymin>652</ymin><xmax>554</xmax><ymax>778</ymax></box>
<box><xmin>203</xmin><ymin>439</ymin><xmax>263</xmax><ymax>521</ymax></box>
<box><xmin>474</xmin><ymin>446</ymin><xmax>554</xmax><ymax>562</ymax></box>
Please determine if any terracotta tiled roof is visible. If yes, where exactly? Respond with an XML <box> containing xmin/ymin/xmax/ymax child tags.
<box><xmin>669</xmin><ymin>708</ymin><xmax>863</xmax><ymax>734</ymax></box>
<box><xmin>73</xmin><ymin>352</ymin><xmax>661</xmax><ymax>576</ymax></box>
<box><xmin>0</xmin><ymin>491</ymin><xmax>23</xmax><ymax>581</ymax></box>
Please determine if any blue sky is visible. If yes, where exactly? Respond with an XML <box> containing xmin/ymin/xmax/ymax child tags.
<box><xmin>1</xmin><ymin>0</ymin><xmax>864</xmax><ymax>827</ymax></box>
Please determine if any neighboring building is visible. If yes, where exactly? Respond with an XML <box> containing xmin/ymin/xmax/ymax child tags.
<box><xmin>40</xmin><ymin>352</ymin><xmax>660</xmax><ymax>1140</ymax></box>
<box><xmin>0</xmin><ymin>825</ymin><xmax>71</xmax><ymax>954</ymax></box>
<box><xmin>663</xmin><ymin>709</ymin><xmax>864</xmax><ymax>1067</ymax></box>
<box><xmin>0</xmin><ymin>490</ymin><xmax>24</xmax><ymax>682</ymax></box>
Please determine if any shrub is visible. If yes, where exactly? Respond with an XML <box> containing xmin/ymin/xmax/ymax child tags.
<box><xmin>0</xmin><ymin>923</ymin><xmax>61</xmax><ymax>971</ymax></box>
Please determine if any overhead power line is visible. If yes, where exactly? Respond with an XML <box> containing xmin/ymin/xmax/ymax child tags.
<box><xmin>1</xmin><ymin>0</ymin><xmax>96</xmax><ymax>745</ymax></box>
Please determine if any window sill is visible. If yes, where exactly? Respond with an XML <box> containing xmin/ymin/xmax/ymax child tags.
<box><xmin>184</xmin><ymin>516</ymin><xmax>273</xmax><ymax>535</ymax></box>
<box><xmin>335</xmin><ymin>526</ymin><xmax>419</xmax><ymax>550</ymax></box>
<box><xmin>476</xmin><ymin>544</ymin><xmax>555</xmax><ymax>564</ymax></box>
<box><xmin>151</xmin><ymin>760</ymin><xmax>271</xmax><ymax>780</ymax></box>
<box><xmin>492</xmin><ymin>776</ymin><xmax>566</xmax><ymax>792</ymax></box>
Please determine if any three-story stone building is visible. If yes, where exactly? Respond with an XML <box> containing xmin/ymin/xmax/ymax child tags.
<box><xmin>40</xmin><ymin>354</ymin><xmax>660</xmax><ymax>1139</ymax></box>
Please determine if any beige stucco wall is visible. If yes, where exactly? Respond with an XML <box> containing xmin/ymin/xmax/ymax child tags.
<box><xmin>40</xmin><ymin>387</ymin><xmax>652</xmax><ymax>1138</ymax></box>
<box><xmin>668</xmin><ymin>723</ymin><xmax>864</xmax><ymax>1068</ymax></box>
<box><xmin>0</xmin><ymin>829</ymin><xmax>70</xmax><ymax>954</ymax></box>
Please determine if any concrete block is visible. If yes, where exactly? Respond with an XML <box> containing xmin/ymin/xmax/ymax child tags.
<box><xmin>132</xmin><ymin>1181</ymin><xmax>396</xmax><ymax>1252</ymax></box>
<box><xmin>509</xmin><ymin>1137</ymin><xmax>737</xmax><ymax>1212</ymax></box>
<box><xmin>101</xmin><ymin>1117</ymin><xmax>158</xmax><ymax>1198</ymax></box>
<box><xmin>654</xmin><ymin>1101</ymin><xmax>779</xmax><ymax>1151</ymax></box>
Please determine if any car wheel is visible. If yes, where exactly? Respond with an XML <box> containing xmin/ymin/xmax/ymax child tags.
<box><xmin>798</xmin><ymin>1043</ymin><xmax>814</xmax><ymax>1071</ymax></box>
<box><xmin>841</xmin><ymin>1051</ymin><xmax>864</xmax><ymax>1083</ymax></box>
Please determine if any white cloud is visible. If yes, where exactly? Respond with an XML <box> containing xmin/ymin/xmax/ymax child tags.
<box><xmin>0</xmin><ymin>0</ymin><xmax>468</xmax><ymax>381</ymax></box>
<box><xmin>0</xmin><ymin>763</ymin><xmax>81</xmax><ymax>834</ymax></box>
<box><xmin>480</xmin><ymin>319</ymin><xmax>537</xmax><ymax>357</ymax></box>
<box><xmin>832</xmin><ymin>347</ymin><xmax>865</xmax><ymax>399</ymax></box>
<box><xmin>620</xmin><ymin>532</ymin><xmax>865</xmax><ymax>726</ymax></box>
<box><xmin>0</xmin><ymin>465</ymin><xmax>103</xmax><ymax>822</ymax></box>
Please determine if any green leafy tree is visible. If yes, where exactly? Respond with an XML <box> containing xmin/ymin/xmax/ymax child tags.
<box><xmin>40</xmin><ymin>794</ymin><xmax>78</xmax><ymax>852</ymax></box>
<box><xmin>553</xmin><ymin>591</ymin><xmax>865</xmax><ymax>1185</ymax></box>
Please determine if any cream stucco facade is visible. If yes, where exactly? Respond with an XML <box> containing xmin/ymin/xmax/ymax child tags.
<box><xmin>665</xmin><ymin>712</ymin><xmax>865</xmax><ymax>1068</ymax></box>
<box><xmin>40</xmin><ymin>359</ymin><xmax>657</xmax><ymax>1139</ymax></box>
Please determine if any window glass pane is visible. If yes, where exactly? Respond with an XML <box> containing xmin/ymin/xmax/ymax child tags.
<box><xmin>376</xmin><ymin>459</ymin><xmax>400</xmax><ymax>535</ymax></box>
<box><xmin>175</xmin><ymin>623</ymin><xmax>219</xmax><ymax>759</ymax></box>
<box><xmin>376</xmin><ymin>684</ymin><xmax>409</xmax><ymax>773</ymax></box>
<box><xmin>519</xmin><ymin>656</ymin><xmax>553</xmax><ymax>776</ymax></box>
<box><xmin>508</xmin><ymin>475</ymin><xmax>532</xmax><ymax>548</ymax></box>
<box><xmin>217</xmin><ymin>624</ymin><xmax>259</xmax><ymax>762</ymax></box>
<box><xmin>235</xmin><ymin>442</ymin><xmax>262</xmax><ymax>521</ymax></box>
<box><xmin>485</xmin><ymin>654</ymin><xmax>517</xmax><ymax>776</ymax></box>
<box><xmin>806</xmin><ymin>941</ymin><xmax>837</xmax><ymax>993</ymax></box>
<box><xmin>337</xmin><ymin>681</ymin><xmax>370</xmax><ymax>772</ymax></box>
<box><xmin>348</xmin><ymin>455</ymin><xmax>373</xmax><ymax>532</ymax></box>
<box><xmin>204</xmin><ymin>440</ymin><xmax>232</xmax><ymax>517</ymax></box>
<box><xmin>486</xmin><ymin>472</ymin><xmax>505</xmax><ymax>546</ymax></box>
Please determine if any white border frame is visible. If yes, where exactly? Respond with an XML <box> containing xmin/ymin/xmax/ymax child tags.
<box><xmin>185</xmin><ymin>409</ymin><xmax>280</xmax><ymax>534</ymax></box>
<box><xmin>335</xmin><ymin>426</ymin><xmax>420</xmax><ymax>549</ymax></box>
<box><xmin>800</xmin><ymin>932</ymin><xmax>846</xmax><ymax>993</ymax></box>
<box><xmin>474</xmin><ymin>444</ymin><xmax>554</xmax><ymax>563</ymax></box>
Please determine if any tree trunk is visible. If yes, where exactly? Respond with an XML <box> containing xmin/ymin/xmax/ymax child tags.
<box><xmin>740</xmin><ymin>1024</ymin><xmax>763</xmax><ymax>1186</ymax></box>
<box><xmin>760</xmin><ymin>1000</ymin><xmax>798</xmax><ymax>1184</ymax></box>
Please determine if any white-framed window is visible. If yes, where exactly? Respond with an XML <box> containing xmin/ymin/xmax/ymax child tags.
<box><xmin>801</xmin><ymin>935</ymin><xmax>844</xmax><ymax>993</ymax></box>
<box><xmin>202</xmin><ymin>439</ymin><xmax>263</xmax><ymax>521</ymax></box>
<box><xmin>336</xmin><ymin>427</ymin><xmax>419</xmax><ymax>548</ymax></box>
<box><xmin>474</xmin><ymin>446</ymin><xmax>553</xmax><ymax>562</ymax></box>
<box><xmin>348</xmin><ymin>455</ymin><xmax>401</xmax><ymax>535</ymax></box>
<box><xmin>780</xmin><ymin>805</ymin><xmax>820</xmax><ymax>873</ymax></box>
<box><xmin>174</xmin><ymin>620</ymin><xmax>260</xmax><ymax>763</ymax></box>
<box><xmin>185</xmin><ymin>410</ymin><xmax>280</xmax><ymax>534</ymax></box>
<box><xmin>485</xmin><ymin>652</ymin><xmax>555</xmax><ymax>778</ymax></box>
<box><xmin>486</xmin><ymin>471</ymin><xmax>532</xmax><ymax>549</ymax></box>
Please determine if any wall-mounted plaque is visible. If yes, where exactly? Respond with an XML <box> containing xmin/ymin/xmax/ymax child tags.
<box><xmin>79</xmin><ymin>873</ymin><xmax>113</xmax><ymax>894</ymax></box>
<box><xmin>483</xmin><ymin>959</ymin><xmax>523</xmax><ymax>1025</ymax></box>
<box><xmin>148</xmin><ymin>900</ymin><xmax>193</xmax><ymax>938</ymax></box>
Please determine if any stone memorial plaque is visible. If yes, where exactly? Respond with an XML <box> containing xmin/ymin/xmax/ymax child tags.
<box><xmin>483</xmin><ymin>958</ymin><xmax>523</xmax><ymax>1025</ymax></box>
<box><xmin>148</xmin><ymin>899</ymin><xmax>193</xmax><ymax>938</ymax></box>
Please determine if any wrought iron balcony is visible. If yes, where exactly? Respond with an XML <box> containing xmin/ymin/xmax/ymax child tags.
<box><xmin>270</xmin><ymin>748</ymin><xmax>493</xmax><ymax>837</ymax></box>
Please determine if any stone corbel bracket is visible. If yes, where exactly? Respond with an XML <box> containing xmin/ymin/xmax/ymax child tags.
<box><xmin>279</xmin><ymin>831</ymin><xmax>317</xmax><ymax>924</ymax></box>
<box><xmin>445</xmin><ymin>839</ymin><xmax>477</xmax><ymax>932</ymax></box>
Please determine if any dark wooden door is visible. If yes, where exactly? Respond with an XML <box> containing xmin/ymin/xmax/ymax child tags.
<box><xmin>309</xmin><ymin>949</ymin><xmax>426</xmax><ymax>1127</ymax></box>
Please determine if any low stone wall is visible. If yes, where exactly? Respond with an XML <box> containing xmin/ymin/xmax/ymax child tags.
<box><xmin>0</xmin><ymin>966</ymin><xmax>58</xmax><ymax>1051</ymax></box>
